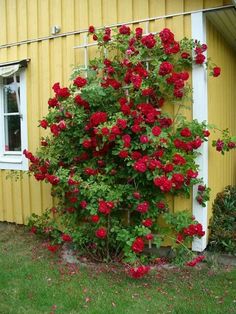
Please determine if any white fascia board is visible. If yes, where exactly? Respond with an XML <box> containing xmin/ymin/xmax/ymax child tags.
<box><xmin>191</xmin><ymin>12</ymin><xmax>208</xmax><ymax>252</ymax></box>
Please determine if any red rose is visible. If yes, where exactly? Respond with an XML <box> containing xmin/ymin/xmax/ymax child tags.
<box><xmin>173</xmin><ymin>153</ymin><xmax>186</xmax><ymax>165</ymax></box>
<box><xmin>119</xmin><ymin>25</ymin><xmax>131</xmax><ymax>35</ymax></box>
<box><xmin>132</xmin><ymin>237</ymin><xmax>144</xmax><ymax>253</ymax></box>
<box><xmin>95</xmin><ymin>227</ymin><xmax>107</xmax><ymax>239</ymax></box>
<box><xmin>128</xmin><ymin>265</ymin><xmax>150</xmax><ymax>279</ymax></box>
<box><xmin>103</xmin><ymin>34</ymin><xmax>111</xmax><ymax>42</ymax></box>
<box><xmin>195</xmin><ymin>53</ymin><xmax>205</xmax><ymax>64</ymax></box>
<box><xmin>181</xmin><ymin>52</ymin><xmax>190</xmax><ymax>59</ymax></box>
<box><xmin>80</xmin><ymin>201</ymin><xmax>87</xmax><ymax>208</ymax></box>
<box><xmin>186</xmin><ymin>169</ymin><xmax>198</xmax><ymax>178</ymax></box>
<box><xmin>74</xmin><ymin>76</ymin><xmax>87</xmax><ymax>88</ymax></box>
<box><xmin>93</xmin><ymin>34</ymin><xmax>98</xmax><ymax>41</ymax></box>
<box><xmin>139</xmin><ymin>135</ymin><xmax>149</xmax><ymax>144</ymax></box>
<box><xmin>145</xmin><ymin>233</ymin><xmax>153</xmax><ymax>240</ymax></box>
<box><xmin>212</xmin><ymin>66</ymin><xmax>221</xmax><ymax>77</ymax></box>
<box><xmin>117</xmin><ymin>119</ymin><xmax>127</xmax><ymax>129</ymax></box>
<box><xmin>142</xmin><ymin>218</ymin><xmax>153</xmax><ymax>228</ymax></box>
<box><xmin>203</xmin><ymin>130</ymin><xmax>210</xmax><ymax>137</ymax></box>
<box><xmin>40</xmin><ymin>119</ymin><xmax>48</xmax><ymax>129</ymax></box>
<box><xmin>159</xmin><ymin>28</ymin><xmax>174</xmax><ymax>44</ymax></box>
<box><xmin>57</xmin><ymin>87</ymin><xmax>70</xmax><ymax>99</ymax></box>
<box><xmin>136</xmin><ymin>201</ymin><xmax>149</xmax><ymax>214</ymax></box>
<box><xmin>133</xmin><ymin>191</ymin><xmax>141</xmax><ymax>199</ymax></box>
<box><xmin>156</xmin><ymin>201</ymin><xmax>165</xmax><ymax>209</ymax></box>
<box><xmin>88</xmin><ymin>25</ymin><xmax>95</xmax><ymax>33</ymax></box>
<box><xmin>133</xmin><ymin>161</ymin><xmax>147</xmax><ymax>173</ymax></box>
<box><xmin>176</xmin><ymin>234</ymin><xmax>184</xmax><ymax>244</ymax></box>
<box><xmin>30</xmin><ymin>226</ymin><xmax>37</xmax><ymax>234</ymax></box>
<box><xmin>90</xmin><ymin>112</ymin><xmax>107</xmax><ymax>127</ymax></box>
<box><xmin>91</xmin><ymin>215</ymin><xmax>100</xmax><ymax>223</ymax></box>
<box><xmin>58</xmin><ymin>120</ymin><xmax>66</xmax><ymax>130</ymax></box>
<box><xmin>119</xmin><ymin>150</ymin><xmax>129</xmax><ymax>158</ymax></box>
<box><xmin>141</xmin><ymin>34</ymin><xmax>156</xmax><ymax>49</ymax></box>
<box><xmin>61</xmin><ymin>234</ymin><xmax>72</xmax><ymax>242</ymax></box>
<box><xmin>180</xmin><ymin>127</ymin><xmax>192</xmax><ymax>137</ymax></box>
<box><xmin>47</xmin><ymin>244</ymin><xmax>60</xmax><ymax>253</ymax></box>
<box><xmin>174</xmin><ymin>89</ymin><xmax>184</xmax><ymax>98</ymax></box>
<box><xmin>154</xmin><ymin>176</ymin><xmax>172</xmax><ymax>192</ymax></box>
<box><xmin>152</xmin><ymin>126</ymin><xmax>161</xmax><ymax>136</ymax></box>
<box><xmin>48</xmin><ymin>97</ymin><xmax>59</xmax><ymax>108</ymax></box>
<box><xmin>98</xmin><ymin>200</ymin><xmax>114</xmax><ymax>215</ymax></box>
<box><xmin>158</xmin><ymin>61</ymin><xmax>173</xmax><ymax>76</ymax></box>
<box><xmin>142</xmin><ymin>88</ymin><xmax>154</xmax><ymax>96</ymax></box>
<box><xmin>50</xmin><ymin>124</ymin><xmax>60</xmax><ymax>136</ymax></box>
<box><xmin>135</xmin><ymin>27</ymin><xmax>143</xmax><ymax>39</ymax></box>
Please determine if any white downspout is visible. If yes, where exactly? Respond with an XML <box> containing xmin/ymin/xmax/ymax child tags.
<box><xmin>191</xmin><ymin>12</ymin><xmax>208</xmax><ymax>252</ymax></box>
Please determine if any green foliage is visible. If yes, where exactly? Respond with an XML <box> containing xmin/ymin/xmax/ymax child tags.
<box><xmin>208</xmin><ymin>186</ymin><xmax>236</xmax><ymax>254</ymax></box>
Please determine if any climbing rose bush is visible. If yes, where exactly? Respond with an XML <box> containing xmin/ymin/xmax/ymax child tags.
<box><xmin>25</xmin><ymin>26</ymin><xmax>221</xmax><ymax>278</ymax></box>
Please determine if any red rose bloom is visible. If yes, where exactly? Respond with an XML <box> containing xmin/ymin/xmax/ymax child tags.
<box><xmin>132</xmin><ymin>237</ymin><xmax>144</xmax><ymax>253</ymax></box>
<box><xmin>88</xmin><ymin>25</ymin><xmax>95</xmax><ymax>33</ymax></box>
<box><xmin>90</xmin><ymin>112</ymin><xmax>107</xmax><ymax>127</ymax></box>
<box><xmin>61</xmin><ymin>234</ymin><xmax>72</xmax><ymax>242</ymax></box>
<box><xmin>173</xmin><ymin>153</ymin><xmax>186</xmax><ymax>165</ymax></box>
<box><xmin>159</xmin><ymin>28</ymin><xmax>174</xmax><ymax>44</ymax></box>
<box><xmin>119</xmin><ymin>150</ymin><xmax>129</xmax><ymax>158</ymax></box>
<box><xmin>91</xmin><ymin>215</ymin><xmax>100</xmax><ymax>223</ymax></box>
<box><xmin>133</xmin><ymin>161</ymin><xmax>147</xmax><ymax>173</ymax></box>
<box><xmin>142</xmin><ymin>218</ymin><xmax>153</xmax><ymax>228</ymax></box>
<box><xmin>133</xmin><ymin>191</ymin><xmax>141</xmax><ymax>199</ymax></box>
<box><xmin>57</xmin><ymin>87</ymin><xmax>70</xmax><ymax>99</ymax></box>
<box><xmin>48</xmin><ymin>97</ymin><xmax>59</xmax><ymax>108</ymax></box>
<box><xmin>74</xmin><ymin>76</ymin><xmax>87</xmax><ymax>88</ymax></box>
<box><xmin>181</xmin><ymin>52</ymin><xmax>190</xmax><ymax>59</ymax></box>
<box><xmin>119</xmin><ymin>25</ymin><xmax>131</xmax><ymax>35</ymax></box>
<box><xmin>128</xmin><ymin>265</ymin><xmax>150</xmax><ymax>279</ymax></box>
<box><xmin>140</xmin><ymin>135</ymin><xmax>149</xmax><ymax>144</ymax></box>
<box><xmin>159</xmin><ymin>61</ymin><xmax>173</xmax><ymax>76</ymax></box>
<box><xmin>141</xmin><ymin>34</ymin><xmax>156</xmax><ymax>49</ymax></box>
<box><xmin>195</xmin><ymin>53</ymin><xmax>205</xmax><ymax>64</ymax></box>
<box><xmin>145</xmin><ymin>233</ymin><xmax>153</xmax><ymax>240</ymax></box>
<box><xmin>180</xmin><ymin>127</ymin><xmax>192</xmax><ymax>137</ymax></box>
<box><xmin>152</xmin><ymin>126</ymin><xmax>161</xmax><ymax>136</ymax></box>
<box><xmin>203</xmin><ymin>130</ymin><xmax>210</xmax><ymax>137</ymax></box>
<box><xmin>212</xmin><ymin>66</ymin><xmax>221</xmax><ymax>77</ymax></box>
<box><xmin>135</xmin><ymin>27</ymin><xmax>143</xmax><ymax>39</ymax></box>
<box><xmin>136</xmin><ymin>201</ymin><xmax>149</xmax><ymax>214</ymax></box>
<box><xmin>176</xmin><ymin>233</ymin><xmax>184</xmax><ymax>244</ymax></box>
<box><xmin>40</xmin><ymin>119</ymin><xmax>48</xmax><ymax>129</ymax></box>
<box><xmin>95</xmin><ymin>227</ymin><xmax>107</xmax><ymax>239</ymax></box>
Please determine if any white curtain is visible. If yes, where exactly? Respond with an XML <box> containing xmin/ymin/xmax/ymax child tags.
<box><xmin>0</xmin><ymin>64</ymin><xmax>20</xmax><ymax>77</ymax></box>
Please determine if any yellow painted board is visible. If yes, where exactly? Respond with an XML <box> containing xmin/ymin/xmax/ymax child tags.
<box><xmin>102</xmin><ymin>0</ymin><xmax>118</xmax><ymax>25</ymax></box>
<box><xmin>75</xmin><ymin>0</ymin><xmax>89</xmax><ymax>30</ymax></box>
<box><xmin>0</xmin><ymin>172</ymin><xmax>5</xmax><ymax>221</ymax></box>
<box><xmin>38</xmin><ymin>0</ymin><xmax>50</xmax><ymax>38</ymax></box>
<box><xmin>0</xmin><ymin>0</ymin><xmax>7</xmax><ymax>45</ymax></box>
<box><xmin>117</xmin><ymin>0</ymin><xmax>132</xmax><ymax>22</ymax></box>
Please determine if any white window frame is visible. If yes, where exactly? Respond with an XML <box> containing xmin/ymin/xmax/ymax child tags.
<box><xmin>0</xmin><ymin>66</ymin><xmax>28</xmax><ymax>170</ymax></box>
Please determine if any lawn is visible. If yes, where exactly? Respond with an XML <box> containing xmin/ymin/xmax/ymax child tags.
<box><xmin>0</xmin><ymin>223</ymin><xmax>235</xmax><ymax>314</ymax></box>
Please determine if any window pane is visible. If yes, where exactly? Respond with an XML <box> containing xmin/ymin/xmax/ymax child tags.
<box><xmin>3</xmin><ymin>76</ymin><xmax>20</xmax><ymax>113</ymax></box>
<box><xmin>4</xmin><ymin>115</ymin><xmax>21</xmax><ymax>152</ymax></box>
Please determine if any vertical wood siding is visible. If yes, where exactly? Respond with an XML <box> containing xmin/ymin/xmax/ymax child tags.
<box><xmin>207</xmin><ymin>19</ymin><xmax>236</xmax><ymax>225</ymax></box>
<box><xmin>0</xmin><ymin>0</ymin><xmax>232</xmax><ymax>224</ymax></box>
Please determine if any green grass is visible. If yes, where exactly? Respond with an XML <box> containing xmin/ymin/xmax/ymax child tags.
<box><xmin>0</xmin><ymin>223</ymin><xmax>235</xmax><ymax>314</ymax></box>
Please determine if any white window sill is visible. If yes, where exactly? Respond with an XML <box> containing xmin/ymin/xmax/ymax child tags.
<box><xmin>0</xmin><ymin>156</ymin><xmax>28</xmax><ymax>170</ymax></box>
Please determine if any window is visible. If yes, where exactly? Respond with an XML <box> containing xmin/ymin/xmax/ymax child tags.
<box><xmin>0</xmin><ymin>60</ymin><xmax>28</xmax><ymax>170</ymax></box>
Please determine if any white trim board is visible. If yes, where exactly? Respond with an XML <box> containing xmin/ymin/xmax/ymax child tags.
<box><xmin>191</xmin><ymin>12</ymin><xmax>208</xmax><ymax>252</ymax></box>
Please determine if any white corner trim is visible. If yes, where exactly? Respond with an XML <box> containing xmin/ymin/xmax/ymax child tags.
<box><xmin>191</xmin><ymin>12</ymin><xmax>208</xmax><ymax>252</ymax></box>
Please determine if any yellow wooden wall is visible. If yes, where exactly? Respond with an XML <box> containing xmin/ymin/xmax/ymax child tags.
<box><xmin>207</xmin><ymin>19</ymin><xmax>236</xmax><ymax>225</ymax></box>
<box><xmin>0</xmin><ymin>0</ymin><xmax>232</xmax><ymax>224</ymax></box>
